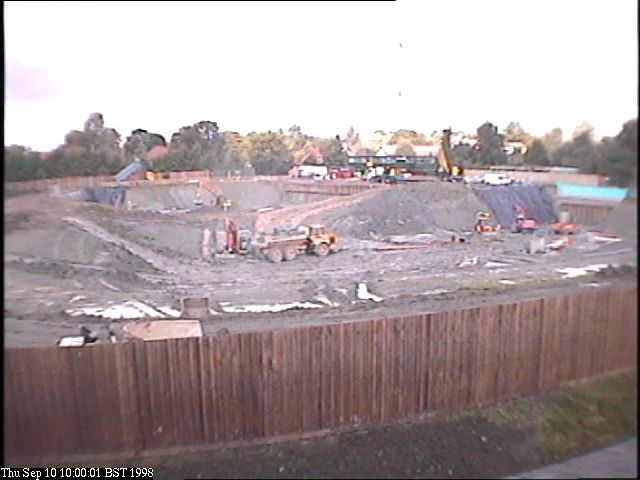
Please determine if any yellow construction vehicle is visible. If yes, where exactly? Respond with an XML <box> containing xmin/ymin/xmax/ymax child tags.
<box><xmin>194</xmin><ymin>180</ymin><xmax>232</xmax><ymax>210</ymax></box>
<box><xmin>436</xmin><ymin>129</ymin><xmax>464</xmax><ymax>181</ymax></box>
<box><xmin>475</xmin><ymin>211</ymin><xmax>501</xmax><ymax>233</ymax></box>
<box><xmin>253</xmin><ymin>224</ymin><xmax>339</xmax><ymax>263</ymax></box>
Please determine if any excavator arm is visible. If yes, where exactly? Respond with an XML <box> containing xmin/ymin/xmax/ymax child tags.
<box><xmin>436</xmin><ymin>129</ymin><xmax>463</xmax><ymax>177</ymax></box>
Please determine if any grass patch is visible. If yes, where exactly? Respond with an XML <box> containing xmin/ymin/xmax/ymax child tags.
<box><xmin>540</xmin><ymin>371</ymin><xmax>638</xmax><ymax>460</ymax></box>
<box><xmin>473</xmin><ymin>370</ymin><xmax>637</xmax><ymax>461</ymax></box>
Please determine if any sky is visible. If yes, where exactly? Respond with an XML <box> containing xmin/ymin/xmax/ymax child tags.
<box><xmin>4</xmin><ymin>0</ymin><xmax>638</xmax><ymax>151</ymax></box>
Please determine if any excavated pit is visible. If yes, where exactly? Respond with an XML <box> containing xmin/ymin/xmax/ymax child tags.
<box><xmin>4</xmin><ymin>178</ymin><xmax>637</xmax><ymax>348</ymax></box>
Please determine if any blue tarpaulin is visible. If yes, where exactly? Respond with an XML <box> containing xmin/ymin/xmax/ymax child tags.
<box><xmin>115</xmin><ymin>160</ymin><xmax>147</xmax><ymax>182</ymax></box>
<box><xmin>473</xmin><ymin>184</ymin><xmax>558</xmax><ymax>227</ymax></box>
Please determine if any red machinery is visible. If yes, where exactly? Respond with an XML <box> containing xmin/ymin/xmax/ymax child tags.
<box><xmin>512</xmin><ymin>204</ymin><xmax>539</xmax><ymax>233</ymax></box>
<box><xmin>223</xmin><ymin>217</ymin><xmax>250</xmax><ymax>254</ymax></box>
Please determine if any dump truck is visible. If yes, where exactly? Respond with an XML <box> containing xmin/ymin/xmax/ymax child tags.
<box><xmin>253</xmin><ymin>224</ymin><xmax>339</xmax><ymax>262</ymax></box>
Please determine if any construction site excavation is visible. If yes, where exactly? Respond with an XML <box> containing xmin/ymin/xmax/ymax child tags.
<box><xmin>4</xmin><ymin>172</ymin><xmax>637</xmax><ymax>348</ymax></box>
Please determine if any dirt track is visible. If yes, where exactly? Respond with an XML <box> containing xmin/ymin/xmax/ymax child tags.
<box><xmin>4</xmin><ymin>179</ymin><xmax>637</xmax><ymax>348</ymax></box>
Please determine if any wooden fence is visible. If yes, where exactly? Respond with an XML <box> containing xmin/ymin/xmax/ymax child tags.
<box><xmin>556</xmin><ymin>199</ymin><xmax>617</xmax><ymax>226</ymax></box>
<box><xmin>4</xmin><ymin>171</ymin><xmax>215</xmax><ymax>194</ymax></box>
<box><xmin>4</xmin><ymin>285</ymin><xmax>637</xmax><ymax>462</ymax></box>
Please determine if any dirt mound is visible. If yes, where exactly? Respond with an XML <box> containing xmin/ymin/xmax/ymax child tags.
<box><xmin>597</xmin><ymin>198</ymin><xmax>637</xmax><ymax>239</ymax></box>
<box><xmin>254</xmin><ymin>189</ymin><xmax>378</xmax><ymax>233</ymax></box>
<box><xmin>306</xmin><ymin>181</ymin><xmax>487</xmax><ymax>239</ymax></box>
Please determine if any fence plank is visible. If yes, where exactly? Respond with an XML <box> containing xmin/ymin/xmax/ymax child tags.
<box><xmin>4</xmin><ymin>286</ymin><xmax>637</xmax><ymax>461</ymax></box>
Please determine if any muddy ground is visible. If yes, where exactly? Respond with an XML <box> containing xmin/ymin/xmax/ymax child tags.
<box><xmin>3</xmin><ymin>178</ymin><xmax>638</xmax><ymax>348</ymax></box>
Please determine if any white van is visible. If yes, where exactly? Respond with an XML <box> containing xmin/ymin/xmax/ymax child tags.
<box><xmin>297</xmin><ymin>165</ymin><xmax>329</xmax><ymax>180</ymax></box>
<box><xmin>481</xmin><ymin>173</ymin><xmax>514</xmax><ymax>186</ymax></box>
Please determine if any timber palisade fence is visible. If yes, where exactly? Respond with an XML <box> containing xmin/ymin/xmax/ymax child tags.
<box><xmin>4</xmin><ymin>285</ymin><xmax>637</xmax><ymax>462</ymax></box>
<box><xmin>4</xmin><ymin>171</ymin><xmax>215</xmax><ymax>194</ymax></box>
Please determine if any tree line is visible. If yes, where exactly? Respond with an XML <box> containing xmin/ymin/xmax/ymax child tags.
<box><xmin>5</xmin><ymin>114</ymin><xmax>637</xmax><ymax>187</ymax></box>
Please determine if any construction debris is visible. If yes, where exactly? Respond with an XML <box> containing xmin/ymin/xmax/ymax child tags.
<box><xmin>217</xmin><ymin>301</ymin><xmax>325</xmax><ymax>313</ymax></box>
<box><xmin>556</xmin><ymin>264</ymin><xmax>611</xmax><ymax>279</ymax></box>
<box><xmin>546</xmin><ymin>237</ymin><xmax>572</xmax><ymax>251</ymax></box>
<box><xmin>66</xmin><ymin>301</ymin><xmax>180</xmax><ymax>320</ymax></box>
<box><xmin>588</xmin><ymin>231</ymin><xmax>623</xmax><ymax>243</ymax></box>
<box><xmin>123</xmin><ymin>320</ymin><xmax>203</xmax><ymax>341</ymax></box>
<box><xmin>525</xmin><ymin>237</ymin><xmax>547</xmax><ymax>254</ymax></box>
<box><xmin>356</xmin><ymin>283</ymin><xmax>383</xmax><ymax>302</ymax></box>
<box><xmin>459</xmin><ymin>256</ymin><xmax>479</xmax><ymax>267</ymax></box>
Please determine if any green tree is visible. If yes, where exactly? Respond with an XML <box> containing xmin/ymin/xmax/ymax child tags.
<box><xmin>524</xmin><ymin>139</ymin><xmax>551</xmax><ymax>166</ymax></box>
<box><xmin>596</xmin><ymin>119</ymin><xmax>637</xmax><ymax>187</ymax></box>
<box><xmin>124</xmin><ymin>129</ymin><xmax>166</xmax><ymax>162</ymax></box>
<box><xmin>316</xmin><ymin>136</ymin><xmax>347</xmax><ymax>166</ymax></box>
<box><xmin>554</xmin><ymin>123</ymin><xmax>599</xmax><ymax>171</ymax></box>
<box><xmin>475</xmin><ymin>122</ymin><xmax>507</xmax><ymax>166</ymax></box>
<box><xmin>395</xmin><ymin>141</ymin><xmax>416</xmax><ymax>156</ymax></box>
<box><xmin>4</xmin><ymin>146</ymin><xmax>45</xmax><ymax>181</ymax></box>
<box><xmin>159</xmin><ymin>121</ymin><xmax>225</xmax><ymax>172</ymax></box>
<box><xmin>542</xmin><ymin>128</ymin><xmax>563</xmax><ymax>163</ymax></box>
<box><xmin>246</xmin><ymin>131</ymin><xmax>292</xmax><ymax>174</ymax></box>
<box><xmin>389</xmin><ymin>129</ymin><xmax>430</xmax><ymax>145</ymax></box>
<box><xmin>41</xmin><ymin>113</ymin><xmax>124</xmax><ymax>178</ymax></box>
<box><xmin>503</xmin><ymin>121</ymin><xmax>532</xmax><ymax>144</ymax></box>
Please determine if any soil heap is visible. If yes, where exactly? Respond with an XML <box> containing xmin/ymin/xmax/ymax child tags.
<box><xmin>307</xmin><ymin>182</ymin><xmax>487</xmax><ymax>239</ymax></box>
<box><xmin>597</xmin><ymin>197</ymin><xmax>638</xmax><ymax>239</ymax></box>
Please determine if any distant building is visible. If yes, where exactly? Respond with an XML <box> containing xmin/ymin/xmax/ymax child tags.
<box><xmin>145</xmin><ymin>145</ymin><xmax>170</xmax><ymax>162</ymax></box>
<box><xmin>503</xmin><ymin>141</ymin><xmax>527</xmax><ymax>155</ymax></box>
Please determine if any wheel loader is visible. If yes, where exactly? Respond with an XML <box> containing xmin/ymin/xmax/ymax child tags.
<box><xmin>253</xmin><ymin>224</ymin><xmax>339</xmax><ymax>263</ymax></box>
<box><xmin>474</xmin><ymin>211</ymin><xmax>501</xmax><ymax>233</ymax></box>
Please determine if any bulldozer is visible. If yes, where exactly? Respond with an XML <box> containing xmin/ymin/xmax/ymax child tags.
<box><xmin>253</xmin><ymin>224</ymin><xmax>339</xmax><ymax>263</ymax></box>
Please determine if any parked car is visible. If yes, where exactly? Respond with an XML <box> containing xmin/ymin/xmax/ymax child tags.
<box><xmin>463</xmin><ymin>175</ymin><xmax>484</xmax><ymax>184</ymax></box>
<box><xmin>481</xmin><ymin>173</ymin><xmax>514</xmax><ymax>186</ymax></box>
<box><xmin>329</xmin><ymin>168</ymin><xmax>355</xmax><ymax>179</ymax></box>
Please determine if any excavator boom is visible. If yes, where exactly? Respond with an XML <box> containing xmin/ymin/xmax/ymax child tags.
<box><xmin>436</xmin><ymin>129</ymin><xmax>464</xmax><ymax>178</ymax></box>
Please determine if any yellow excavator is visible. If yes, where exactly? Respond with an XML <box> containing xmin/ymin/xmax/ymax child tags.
<box><xmin>436</xmin><ymin>129</ymin><xmax>464</xmax><ymax>181</ymax></box>
<box><xmin>193</xmin><ymin>180</ymin><xmax>232</xmax><ymax>210</ymax></box>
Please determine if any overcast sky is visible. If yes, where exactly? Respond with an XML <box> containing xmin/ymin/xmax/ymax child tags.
<box><xmin>4</xmin><ymin>0</ymin><xmax>638</xmax><ymax>151</ymax></box>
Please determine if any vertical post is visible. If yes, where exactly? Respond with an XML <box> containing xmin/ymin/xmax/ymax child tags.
<box><xmin>202</xmin><ymin>228</ymin><xmax>213</xmax><ymax>261</ymax></box>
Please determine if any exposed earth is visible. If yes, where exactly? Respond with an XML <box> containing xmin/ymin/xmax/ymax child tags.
<box><xmin>4</xmin><ymin>177</ymin><xmax>637</xmax><ymax>348</ymax></box>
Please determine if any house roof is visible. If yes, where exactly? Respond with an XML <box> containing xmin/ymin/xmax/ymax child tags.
<box><xmin>145</xmin><ymin>145</ymin><xmax>170</xmax><ymax>161</ymax></box>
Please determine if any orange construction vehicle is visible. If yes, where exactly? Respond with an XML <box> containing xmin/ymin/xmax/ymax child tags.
<box><xmin>550</xmin><ymin>212</ymin><xmax>580</xmax><ymax>235</ymax></box>
<box><xmin>288</xmin><ymin>146</ymin><xmax>324</xmax><ymax>178</ymax></box>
